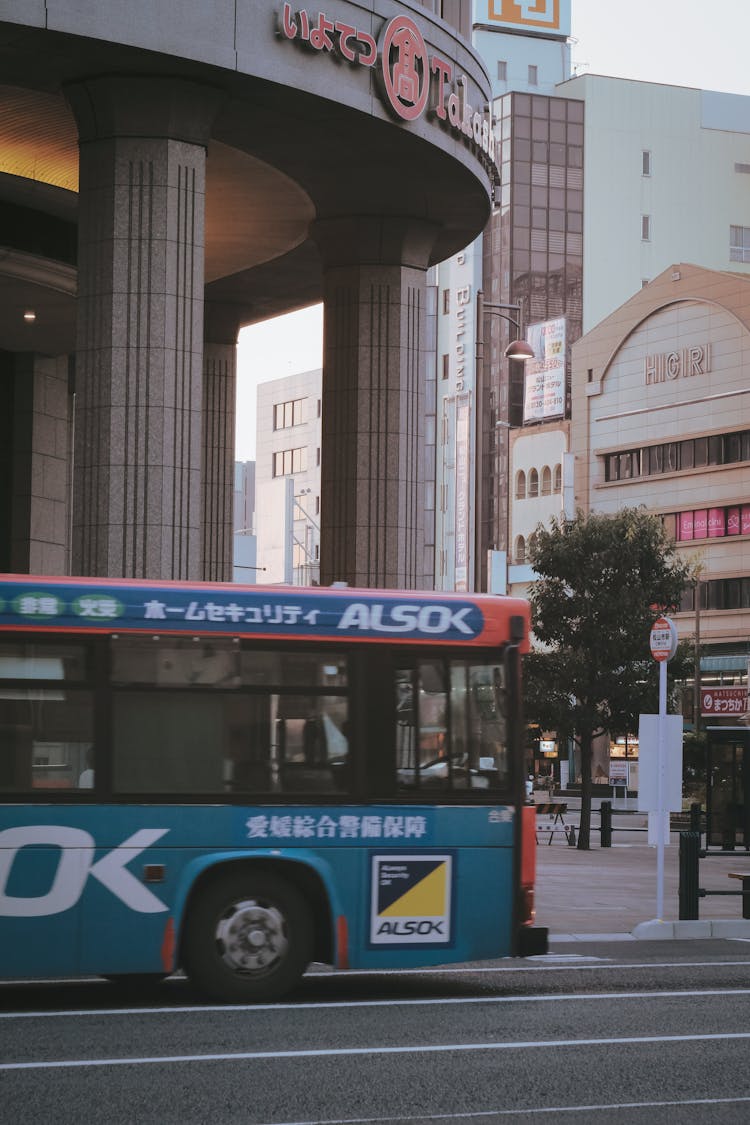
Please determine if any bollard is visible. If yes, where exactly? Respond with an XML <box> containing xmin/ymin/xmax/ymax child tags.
<box><xmin>690</xmin><ymin>802</ymin><xmax>702</xmax><ymax>834</ymax></box>
<box><xmin>600</xmin><ymin>800</ymin><xmax>612</xmax><ymax>848</ymax></box>
<box><xmin>679</xmin><ymin>831</ymin><xmax>701</xmax><ymax>920</ymax></box>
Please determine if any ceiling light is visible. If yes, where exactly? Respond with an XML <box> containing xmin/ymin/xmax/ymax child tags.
<box><xmin>23</xmin><ymin>310</ymin><xmax>36</xmax><ymax>322</ymax></box>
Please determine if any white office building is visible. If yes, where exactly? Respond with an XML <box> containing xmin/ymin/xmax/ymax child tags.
<box><xmin>254</xmin><ymin>370</ymin><xmax>322</xmax><ymax>586</ymax></box>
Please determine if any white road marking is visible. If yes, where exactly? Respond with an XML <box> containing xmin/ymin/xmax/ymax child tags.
<box><xmin>267</xmin><ymin>1095</ymin><xmax>750</xmax><ymax>1124</ymax></box>
<box><xmin>3</xmin><ymin>1030</ymin><xmax>750</xmax><ymax>1071</ymax></box>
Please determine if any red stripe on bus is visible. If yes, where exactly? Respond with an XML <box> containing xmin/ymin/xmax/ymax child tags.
<box><xmin>336</xmin><ymin>915</ymin><xmax>349</xmax><ymax>970</ymax></box>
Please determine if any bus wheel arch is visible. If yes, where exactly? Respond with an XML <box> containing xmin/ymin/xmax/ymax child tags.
<box><xmin>179</xmin><ymin>859</ymin><xmax>331</xmax><ymax>1002</ymax></box>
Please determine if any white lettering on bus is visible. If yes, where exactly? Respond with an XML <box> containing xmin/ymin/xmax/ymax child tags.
<box><xmin>337</xmin><ymin>604</ymin><xmax>474</xmax><ymax>635</ymax></box>
<box><xmin>0</xmin><ymin>826</ymin><xmax>170</xmax><ymax>917</ymax></box>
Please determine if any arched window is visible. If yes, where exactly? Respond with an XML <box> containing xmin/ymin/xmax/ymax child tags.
<box><xmin>541</xmin><ymin>466</ymin><xmax>552</xmax><ymax>495</ymax></box>
<box><xmin>554</xmin><ymin>463</ymin><xmax>562</xmax><ymax>492</ymax></box>
<box><xmin>528</xmin><ymin>468</ymin><xmax>539</xmax><ymax>497</ymax></box>
<box><xmin>515</xmin><ymin>470</ymin><xmax>526</xmax><ymax>499</ymax></box>
<box><xmin>514</xmin><ymin>536</ymin><xmax>526</xmax><ymax>565</ymax></box>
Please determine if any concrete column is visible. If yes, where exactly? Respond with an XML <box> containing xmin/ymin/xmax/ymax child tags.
<box><xmin>7</xmin><ymin>353</ymin><xmax>72</xmax><ymax>575</ymax></box>
<box><xmin>311</xmin><ymin>217</ymin><xmax>438</xmax><ymax>590</ymax></box>
<box><xmin>201</xmin><ymin>302</ymin><xmax>242</xmax><ymax>581</ymax></box>
<box><xmin>65</xmin><ymin>76</ymin><xmax>222</xmax><ymax>579</ymax></box>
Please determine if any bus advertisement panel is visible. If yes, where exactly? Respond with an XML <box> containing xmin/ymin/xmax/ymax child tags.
<box><xmin>0</xmin><ymin>575</ymin><xmax>545</xmax><ymax>1001</ymax></box>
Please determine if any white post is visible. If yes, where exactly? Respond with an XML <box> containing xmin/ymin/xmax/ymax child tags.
<box><xmin>284</xmin><ymin>477</ymin><xmax>294</xmax><ymax>585</ymax></box>
<box><xmin>656</xmin><ymin>657</ymin><xmax>667</xmax><ymax>920</ymax></box>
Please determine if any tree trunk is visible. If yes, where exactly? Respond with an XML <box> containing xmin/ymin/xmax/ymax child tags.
<box><xmin>577</xmin><ymin>731</ymin><xmax>593</xmax><ymax>849</ymax></box>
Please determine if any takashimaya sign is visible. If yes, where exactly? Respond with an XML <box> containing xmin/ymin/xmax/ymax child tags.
<box><xmin>277</xmin><ymin>5</ymin><xmax>499</xmax><ymax>176</ymax></box>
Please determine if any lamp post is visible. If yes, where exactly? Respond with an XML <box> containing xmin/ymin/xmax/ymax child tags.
<box><xmin>475</xmin><ymin>293</ymin><xmax>534</xmax><ymax>591</ymax></box>
<box><xmin>284</xmin><ymin>480</ymin><xmax>320</xmax><ymax>585</ymax></box>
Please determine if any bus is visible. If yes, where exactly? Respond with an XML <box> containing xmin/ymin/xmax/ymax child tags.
<box><xmin>0</xmin><ymin>574</ymin><xmax>547</xmax><ymax>1001</ymax></box>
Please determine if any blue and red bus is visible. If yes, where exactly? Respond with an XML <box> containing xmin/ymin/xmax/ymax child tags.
<box><xmin>0</xmin><ymin>574</ymin><xmax>546</xmax><ymax>1001</ymax></box>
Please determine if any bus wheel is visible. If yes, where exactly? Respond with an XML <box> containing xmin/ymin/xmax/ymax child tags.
<box><xmin>182</xmin><ymin>870</ymin><xmax>313</xmax><ymax>1003</ymax></box>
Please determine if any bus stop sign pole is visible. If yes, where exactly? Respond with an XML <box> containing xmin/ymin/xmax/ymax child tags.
<box><xmin>649</xmin><ymin>615</ymin><xmax>678</xmax><ymax>920</ymax></box>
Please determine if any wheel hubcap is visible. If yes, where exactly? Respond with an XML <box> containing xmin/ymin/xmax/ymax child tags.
<box><xmin>216</xmin><ymin>898</ymin><xmax>288</xmax><ymax>973</ymax></box>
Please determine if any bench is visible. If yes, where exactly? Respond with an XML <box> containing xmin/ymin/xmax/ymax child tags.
<box><xmin>728</xmin><ymin>872</ymin><xmax>750</xmax><ymax>919</ymax></box>
<box><xmin>535</xmin><ymin>802</ymin><xmax>573</xmax><ymax>845</ymax></box>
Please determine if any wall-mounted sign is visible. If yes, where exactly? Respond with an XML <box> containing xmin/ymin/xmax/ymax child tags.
<box><xmin>644</xmin><ymin>344</ymin><xmax>710</xmax><ymax>385</ymax></box>
<box><xmin>476</xmin><ymin>0</ymin><xmax>571</xmax><ymax>38</ymax></box>
<box><xmin>277</xmin><ymin>5</ymin><xmax>499</xmax><ymax>177</ymax></box>
<box><xmin>523</xmin><ymin>317</ymin><xmax>566</xmax><ymax>422</ymax></box>
<box><xmin>454</xmin><ymin>394</ymin><xmax>471</xmax><ymax>592</ymax></box>
<box><xmin>701</xmin><ymin>687</ymin><xmax>747</xmax><ymax>716</ymax></box>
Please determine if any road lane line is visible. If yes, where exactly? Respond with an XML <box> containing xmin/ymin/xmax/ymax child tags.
<box><xmin>267</xmin><ymin>1095</ymin><xmax>750</xmax><ymax>1124</ymax></box>
<box><xmin>3</xmin><ymin>1030</ymin><xmax>750</xmax><ymax>1070</ymax></box>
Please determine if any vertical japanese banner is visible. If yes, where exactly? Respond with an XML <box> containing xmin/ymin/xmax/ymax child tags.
<box><xmin>454</xmin><ymin>394</ymin><xmax>471</xmax><ymax>592</ymax></box>
<box><xmin>523</xmin><ymin>317</ymin><xmax>566</xmax><ymax>423</ymax></box>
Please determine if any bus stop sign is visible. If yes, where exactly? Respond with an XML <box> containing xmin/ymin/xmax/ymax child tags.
<box><xmin>649</xmin><ymin>616</ymin><xmax>678</xmax><ymax>662</ymax></box>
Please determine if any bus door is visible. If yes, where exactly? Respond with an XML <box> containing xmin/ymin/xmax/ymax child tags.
<box><xmin>706</xmin><ymin>728</ymin><xmax>749</xmax><ymax>849</ymax></box>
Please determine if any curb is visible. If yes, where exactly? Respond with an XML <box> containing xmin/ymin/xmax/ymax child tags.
<box><xmin>632</xmin><ymin>918</ymin><xmax>750</xmax><ymax>940</ymax></box>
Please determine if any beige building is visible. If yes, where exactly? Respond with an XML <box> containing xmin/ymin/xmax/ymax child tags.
<box><xmin>572</xmin><ymin>263</ymin><xmax>750</xmax><ymax>684</ymax></box>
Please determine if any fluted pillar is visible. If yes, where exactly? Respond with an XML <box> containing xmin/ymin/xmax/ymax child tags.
<box><xmin>201</xmin><ymin>302</ymin><xmax>242</xmax><ymax>581</ymax></box>
<box><xmin>311</xmin><ymin>216</ymin><xmax>439</xmax><ymax>589</ymax></box>
<box><xmin>65</xmin><ymin>76</ymin><xmax>222</xmax><ymax>578</ymax></box>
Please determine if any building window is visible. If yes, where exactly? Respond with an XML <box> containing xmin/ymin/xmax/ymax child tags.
<box><xmin>497</xmin><ymin>60</ymin><xmax>507</xmax><ymax>81</ymax></box>
<box><xmin>514</xmin><ymin>536</ymin><xmax>526</xmax><ymax>565</ymax></box>
<box><xmin>641</xmin><ymin>215</ymin><xmax>651</xmax><ymax>241</ymax></box>
<box><xmin>273</xmin><ymin>398</ymin><xmax>304</xmax><ymax>431</ymax></box>
<box><xmin>442</xmin><ymin>289</ymin><xmax>450</xmax><ymax>314</ymax></box>
<box><xmin>642</xmin><ymin>150</ymin><xmax>652</xmax><ymax>176</ymax></box>
<box><xmin>528</xmin><ymin>65</ymin><xmax>538</xmax><ymax>86</ymax></box>
<box><xmin>604</xmin><ymin>428</ymin><xmax>750</xmax><ymax>483</ymax></box>
<box><xmin>273</xmin><ymin>447</ymin><xmax>308</xmax><ymax>477</ymax></box>
<box><xmin>553</xmin><ymin>464</ymin><xmax>562</xmax><ymax>492</ymax></box>
<box><xmin>442</xmin><ymin>354</ymin><xmax>450</xmax><ymax>380</ymax></box>
<box><xmin>735</xmin><ymin>163</ymin><xmax>750</xmax><ymax>174</ymax></box>
<box><xmin>528</xmin><ymin>468</ymin><xmax>539</xmax><ymax>497</ymax></box>
<box><xmin>541</xmin><ymin>466</ymin><xmax>552</xmax><ymax>495</ymax></box>
<box><xmin>730</xmin><ymin>225</ymin><xmax>750</xmax><ymax>262</ymax></box>
<box><xmin>515</xmin><ymin>470</ymin><xmax>526</xmax><ymax>499</ymax></box>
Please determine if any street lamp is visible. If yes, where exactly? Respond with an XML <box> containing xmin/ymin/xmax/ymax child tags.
<box><xmin>475</xmin><ymin>294</ymin><xmax>535</xmax><ymax>591</ymax></box>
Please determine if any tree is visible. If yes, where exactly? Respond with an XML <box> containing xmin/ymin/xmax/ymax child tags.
<box><xmin>523</xmin><ymin>507</ymin><xmax>694</xmax><ymax>849</ymax></box>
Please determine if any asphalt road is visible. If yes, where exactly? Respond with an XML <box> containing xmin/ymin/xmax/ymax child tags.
<box><xmin>2</xmin><ymin>941</ymin><xmax>750</xmax><ymax>1124</ymax></box>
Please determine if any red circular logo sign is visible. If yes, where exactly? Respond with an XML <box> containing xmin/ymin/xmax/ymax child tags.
<box><xmin>380</xmin><ymin>15</ymin><xmax>430</xmax><ymax>122</ymax></box>
<box><xmin>649</xmin><ymin>616</ymin><xmax>677</xmax><ymax>662</ymax></box>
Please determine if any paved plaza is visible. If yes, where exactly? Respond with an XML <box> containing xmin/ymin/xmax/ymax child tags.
<box><xmin>533</xmin><ymin>797</ymin><xmax>750</xmax><ymax>940</ymax></box>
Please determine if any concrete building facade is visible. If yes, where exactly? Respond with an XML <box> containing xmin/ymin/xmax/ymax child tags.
<box><xmin>572</xmin><ymin>263</ymin><xmax>750</xmax><ymax>684</ymax></box>
<box><xmin>0</xmin><ymin>0</ymin><xmax>494</xmax><ymax>588</ymax></box>
<box><xmin>255</xmin><ymin>370</ymin><xmax>322</xmax><ymax>587</ymax></box>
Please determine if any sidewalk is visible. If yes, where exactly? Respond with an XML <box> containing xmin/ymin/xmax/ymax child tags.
<box><xmin>531</xmin><ymin>795</ymin><xmax>750</xmax><ymax>941</ymax></box>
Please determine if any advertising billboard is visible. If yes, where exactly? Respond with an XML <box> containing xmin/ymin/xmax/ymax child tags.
<box><xmin>474</xmin><ymin>1</ymin><xmax>571</xmax><ymax>38</ymax></box>
<box><xmin>523</xmin><ymin>317</ymin><xmax>566</xmax><ymax>422</ymax></box>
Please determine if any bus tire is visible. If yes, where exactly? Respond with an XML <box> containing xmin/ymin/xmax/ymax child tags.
<box><xmin>182</xmin><ymin>869</ymin><xmax>313</xmax><ymax>1003</ymax></box>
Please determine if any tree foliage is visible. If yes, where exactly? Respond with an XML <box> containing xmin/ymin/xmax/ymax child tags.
<box><xmin>523</xmin><ymin>507</ymin><xmax>695</xmax><ymax>848</ymax></box>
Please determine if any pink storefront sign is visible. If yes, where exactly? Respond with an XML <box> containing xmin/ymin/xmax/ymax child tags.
<box><xmin>678</xmin><ymin>511</ymin><xmax>694</xmax><ymax>540</ymax></box>
<box><xmin>727</xmin><ymin>508</ymin><xmax>741</xmax><ymax>535</ymax></box>
<box><xmin>693</xmin><ymin>510</ymin><xmax>708</xmax><ymax>538</ymax></box>
<box><xmin>708</xmin><ymin>508</ymin><xmax>726</xmax><ymax>537</ymax></box>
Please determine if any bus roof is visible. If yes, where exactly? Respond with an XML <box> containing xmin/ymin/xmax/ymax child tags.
<box><xmin>0</xmin><ymin>574</ymin><xmax>530</xmax><ymax>651</ymax></box>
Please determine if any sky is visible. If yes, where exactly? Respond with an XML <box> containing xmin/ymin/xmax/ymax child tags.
<box><xmin>234</xmin><ymin>0</ymin><xmax>750</xmax><ymax>462</ymax></box>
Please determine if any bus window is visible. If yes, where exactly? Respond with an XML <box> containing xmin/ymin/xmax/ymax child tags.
<box><xmin>396</xmin><ymin>659</ymin><xmax>508</xmax><ymax>793</ymax></box>
<box><xmin>0</xmin><ymin>641</ymin><xmax>93</xmax><ymax>791</ymax></box>
<box><xmin>111</xmin><ymin>637</ymin><xmax>240</xmax><ymax>686</ymax></box>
